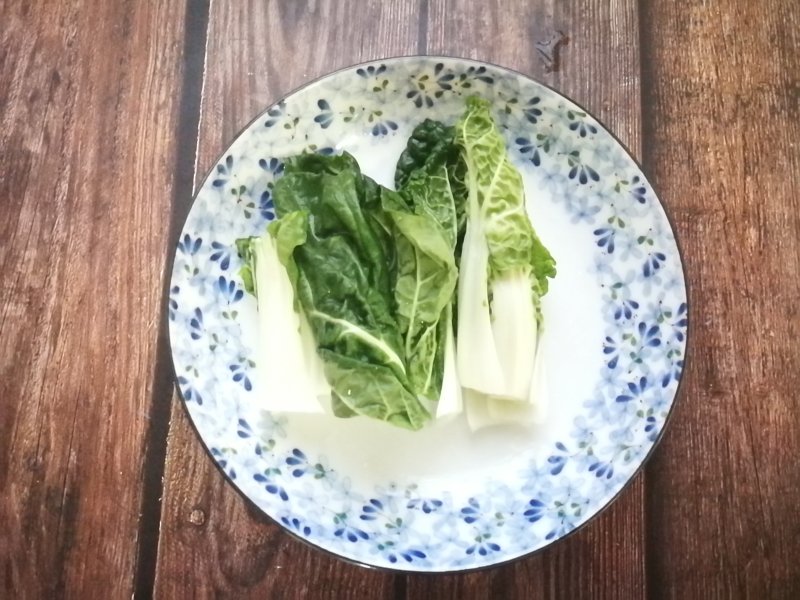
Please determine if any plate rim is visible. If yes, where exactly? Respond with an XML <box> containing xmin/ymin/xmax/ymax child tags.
<box><xmin>166</xmin><ymin>53</ymin><xmax>690</xmax><ymax>574</ymax></box>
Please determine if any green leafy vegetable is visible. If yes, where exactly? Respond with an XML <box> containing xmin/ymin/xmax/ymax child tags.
<box><xmin>381</xmin><ymin>189</ymin><xmax>457</xmax><ymax>400</ymax></box>
<box><xmin>235</xmin><ymin>218</ymin><xmax>331</xmax><ymax>414</ymax></box>
<box><xmin>269</xmin><ymin>153</ymin><xmax>431</xmax><ymax>430</ymax></box>
<box><xmin>455</xmin><ymin>96</ymin><xmax>556</xmax><ymax>403</ymax></box>
<box><xmin>236</xmin><ymin>96</ymin><xmax>556</xmax><ymax>431</ymax></box>
<box><xmin>387</xmin><ymin>119</ymin><xmax>472</xmax><ymax>404</ymax></box>
<box><xmin>395</xmin><ymin>119</ymin><xmax>468</xmax><ymax>243</ymax></box>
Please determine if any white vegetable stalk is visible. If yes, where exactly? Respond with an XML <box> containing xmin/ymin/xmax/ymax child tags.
<box><xmin>435</xmin><ymin>310</ymin><xmax>462</xmax><ymax>419</ymax></box>
<box><xmin>254</xmin><ymin>235</ymin><xmax>330</xmax><ymax>413</ymax></box>
<box><xmin>490</xmin><ymin>273</ymin><xmax>538</xmax><ymax>401</ymax></box>
<box><xmin>465</xmin><ymin>349</ymin><xmax>548</xmax><ymax>432</ymax></box>
<box><xmin>456</xmin><ymin>200</ymin><xmax>547</xmax><ymax>429</ymax></box>
<box><xmin>455</xmin><ymin>215</ymin><xmax>505</xmax><ymax>394</ymax></box>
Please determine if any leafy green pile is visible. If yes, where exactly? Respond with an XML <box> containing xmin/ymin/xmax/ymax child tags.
<box><xmin>237</xmin><ymin>96</ymin><xmax>556</xmax><ymax>431</ymax></box>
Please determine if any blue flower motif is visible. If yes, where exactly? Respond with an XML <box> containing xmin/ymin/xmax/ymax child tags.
<box><xmin>584</xmin><ymin>387</ymin><xmax>615</xmax><ymax>423</ymax></box>
<box><xmin>644</xmin><ymin>415</ymin><xmax>659</xmax><ymax>441</ymax></box>
<box><xmin>281</xmin><ymin>516</ymin><xmax>311</xmax><ymax>536</ymax></box>
<box><xmin>254</xmin><ymin>437</ymin><xmax>275</xmax><ymax>457</ymax></box>
<box><xmin>616</xmin><ymin>376</ymin><xmax>649</xmax><ymax>403</ymax></box>
<box><xmin>566</xmin><ymin>151</ymin><xmax>600</xmax><ymax>184</ymax></box>
<box><xmin>463</xmin><ymin>64</ymin><xmax>494</xmax><ymax>84</ymax></box>
<box><xmin>407</xmin><ymin>497</ymin><xmax>443</xmax><ymax>514</ymax></box>
<box><xmin>459</xmin><ymin>498</ymin><xmax>481</xmax><ymax>524</ymax></box>
<box><xmin>360</xmin><ymin>498</ymin><xmax>390</xmax><ymax>522</ymax></box>
<box><xmin>603</xmin><ymin>335</ymin><xmax>621</xmax><ymax>369</ymax></box>
<box><xmin>284</xmin><ymin>450</ymin><xmax>332</xmax><ymax>481</ymax></box>
<box><xmin>177</xmin><ymin>233</ymin><xmax>202</xmax><ymax>255</ymax></box>
<box><xmin>431</xmin><ymin>62</ymin><xmax>456</xmax><ymax>91</ymax></box>
<box><xmin>591</xmin><ymin>253</ymin><xmax>616</xmax><ymax>280</ymax></box>
<box><xmin>209</xmin><ymin>241</ymin><xmax>231</xmax><ymax>271</ymax></box>
<box><xmin>546</xmin><ymin>441</ymin><xmax>570</xmax><ymax>475</ymax></box>
<box><xmin>259</xmin><ymin>190</ymin><xmax>275</xmax><ymax>220</ymax></box>
<box><xmin>177</xmin><ymin>375</ymin><xmax>203</xmax><ymax>406</ymax></box>
<box><xmin>541</xmin><ymin>168</ymin><xmax>570</xmax><ymax>194</ymax></box>
<box><xmin>406</xmin><ymin>77</ymin><xmax>438</xmax><ymax>108</ymax></box>
<box><xmin>217</xmin><ymin>275</ymin><xmax>244</xmax><ymax>303</ymax></box>
<box><xmin>210</xmin><ymin>447</ymin><xmax>235</xmax><ymax>479</ymax></box>
<box><xmin>466</xmin><ymin>534</ymin><xmax>501</xmax><ymax>557</ymax></box>
<box><xmin>372</xmin><ymin>537</ymin><xmax>428</xmax><ymax>565</ymax></box>
<box><xmin>670</xmin><ymin>302</ymin><xmax>688</xmax><ymax>342</ymax></box>
<box><xmin>536</xmin><ymin>486</ymin><xmax>590</xmax><ymax>540</ymax></box>
<box><xmin>263</xmin><ymin>102</ymin><xmax>285</xmax><ymax>128</ymax></box>
<box><xmin>405</xmin><ymin>63</ymin><xmax>473</xmax><ymax>107</ymax></box>
<box><xmin>567</xmin><ymin>110</ymin><xmax>598</xmax><ymax>137</ymax></box>
<box><xmin>631</xmin><ymin>321</ymin><xmax>662</xmax><ymax>357</ymax></box>
<box><xmin>587</xmin><ymin>458</ymin><xmax>615</xmax><ymax>479</ymax></box>
<box><xmin>615</xmin><ymin>298</ymin><xmax>640</xmax><ymax>321</ymax></box>
<box><xmin>522</xmin><ymin>96</ymin><xmax>542</xmax><ymax>123</ymax></box>
<box><xmin>660</xmin><ymin>355</ymin><xmax>684</xmax><ymax>388</ymax></box>
<box><xmin>168</xmin><ymin>285</ymin><xmax>180</xmax><ymax>320</ymax></box>
<box><xmin>229</xmin><ymin>362</ymin><xmax>253</xmax><ymax>391</ymax></box>
<box><xmin>615</xmin><ymin>175</ymin><xmax>647</xmax><ymax>204</ymax></box>
<box><xmin>369</xmin><ymin>116</ymin><xmax>399</xmax><ymax>137</ymax></box>
<box><xmin>285</xmin><ymin>448</ymin><xmax>308</xmax><ymax>477</ymax></box>
<box><xmin>356</xmin><ymin>64</ymin><xmax>387</xmax><ymax>78</ymax></box>
<box><xmin>253</xmin><ymin>469</ymin><xmax>288</xmax><ymax>501</ymax></box>
<box><xmin>333</xmin><ymin>514</ymin><xmax>369</xmax><ymax>542</ymax></box>
<box><xmin>524</xmin><ymin>499</ymin><xmax>547</xmax><ymax>523</ymax></box>
<box><xmin>258</xmin><ymin>410</ymin><xmax>287</xmax><ymax>440</ymax></box>
<box><xmin>236</xmin><ymin>417</ymin><xmax>253</xmax><ymax>438</ymax></box>
<box><xmin>594</xmin><ymin>227</ymin><xmax>616</xmax><ymax>253</ymax></box>
<box><xmin>607</xmin><ymin>426</ymin><xmax>644</xmax><ymax>464</ymax></box>
<box><xmin>630</xmin><ymin>183</ymin><xmax>647</xmax><ymax>204</ymax></box>
<box><xmin>212</xmin><ymin>155</ymin><xmax>234</xmax><ymax>187</ymax></box>
<box><xmin>314</xmin><ymin>99</ymin><xmax>334</xmax><ymax>128</ymax></box>
<box><xmin>642</xmin><ymin>251</ymin><xmax>667</xmax><ymax>277</ymax></box>
<box><xmin>614</xmin><ymin>232</ymin><xmax>645</xmax><ymax>261</ymax></box>
<box><xmin>396</xmin><ymin>549</ymin><xmax>427</xmax><ymax>563</ymax></box>
<box><xmin>515</xmin><ymin>134</ymin><xmax>554</xmax><ymax>167</ymax></box>
<box><xmin>189</xmin><ymin>307</ymin><xmax>203</xmax><ymax>340</ymax></box>
<box><xmin>546</xmin><ymin>520</ymin><xmax>576</xmax><ymax>541</ymax></box>
<box><xmin>258</xmin><ymin>157</ymin><xmax>285</xmax><ymax>176</ymax></box>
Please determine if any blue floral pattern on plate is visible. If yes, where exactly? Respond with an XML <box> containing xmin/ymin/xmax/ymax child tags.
<box><xmin>168</xmin><ymin>57</ymin><xmax>687</xmax><ymax>572</ymax></box>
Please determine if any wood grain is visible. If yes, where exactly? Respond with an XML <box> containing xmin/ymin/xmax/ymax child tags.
<box><xmin>417</xmin><ymin>1</ymin><xmax>647</xmax><ymax>598</ymax></box>
<box><xmin>640</xmin><ymin>0</ymin><xmax>800</xmax><ymax>597</ymax></box>
<box><xmin>0</xmin><ymin>0</ymin><xmax>187</xmax><ymax>597</ymax></box>
<box><xmin>155</xmin><ymin>1</ymin><xmax>647</xmax><ymax>598</ymax></box>
<box><xmin>2</xmin><ymin>0</ymin><xmax>799</xmax><ymax>596</ymax></box>
<box><xmin>155</xmin><ymin>0</ymin><xmax>423</xmax><ymax>596</ymax></box>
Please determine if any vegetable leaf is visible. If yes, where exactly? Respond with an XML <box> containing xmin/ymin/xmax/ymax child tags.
<box><xmin>382</xmin><ymin>189</ymin><xmax>457</xmax><ymax>399</ymax></box>
<box><xmin>455</xmin><ymin>96</ymin><xmax>556</xmax><ymax>403</ymax></box>
<box><xmin>456</xmin><ymin>96</ymin><xmax>555</xmax><ymax>291</ymax></box>
<box><xmin>271</xmin><ymin>153</ymin><xmax>430</xmax><ymax>430</ymax></box>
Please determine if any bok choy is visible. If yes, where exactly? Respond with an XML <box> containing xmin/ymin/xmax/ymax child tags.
<box><xmin>454</xmin><ymin>96</ymin><xmax>556</xmax><ymax>414</ymax></box>
<box><xmin>237</xmin><ymin>96</ymin><xmax>556</xmax><ymax>432</ymax></box>
<box><xmin>391</xmin><ymin>119</ymin><xmax>467</xmax><ymax>416</ymax></box>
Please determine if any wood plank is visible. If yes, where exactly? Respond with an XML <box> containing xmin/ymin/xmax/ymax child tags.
<box><xmin>404</xmin><ymin>473</ymin><xmax>646</xmax><ymax>599</ymax></box>
<box><xmin>155</xmin><ymin>401</ymin><xmax>399</xmax><ymax>599</ymax></box>
<box><xmin>640</xmin><ymin>0</ymin><xmax>800</xmax><ymax>597</ymax></box>
<box><xmin>192</xmin><ymin>0</ymin><xmax>425</xmax><ymax>187</ymax></box>
<box><xmin>0</xmin><ymin>0</ymin><xmax>187</xmax><ymax>596</ymax></box>
<box><xmin>414</xmin><ymin>1</ymin><xmax>646</xmax><ymax>598</ymax></box>
<box><xmin>156</xmin><ymin>0</ymin><xmax>646</xmax><ymax>597</ymax></box>
<box><xmin>154</xmin><ymin>1</ymin><xmax>421</xmax><ymax>596</ymax></box>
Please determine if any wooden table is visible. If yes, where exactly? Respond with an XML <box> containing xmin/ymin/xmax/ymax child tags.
<box><xmin>2</xmin><ymin>0</ymin><xmax>799</xmax><ymax>597</ymax></box>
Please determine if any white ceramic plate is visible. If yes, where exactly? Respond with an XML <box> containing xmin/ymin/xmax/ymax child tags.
<box><xmin>168</xmin><ymin>56</ymin><xmax>687</xmax><ymax>571</ymax></box>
